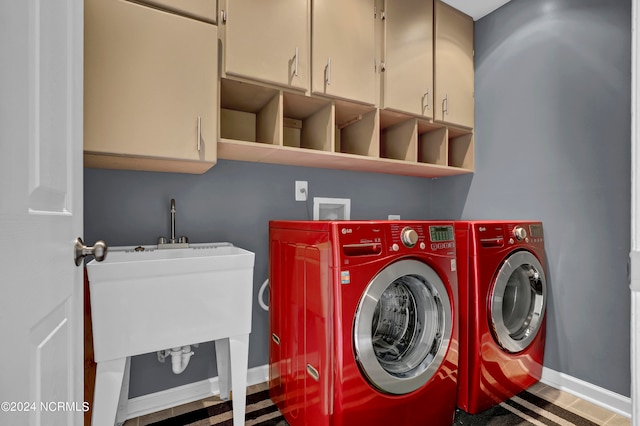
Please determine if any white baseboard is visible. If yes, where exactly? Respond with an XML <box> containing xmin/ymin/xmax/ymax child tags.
<box><xmin>126</xmin><ymin>364</ymin><xmax>632</xmax><ymax>421</ymax></box>
<box><xmin>125</xmin><ymin>364</ymin><xmax>269</xmax><ymax>420</ymax></box>
<box><xmin>541</xmin><ymin>366</ymin><xmax>632</xmax><ymax>418</ymax></box>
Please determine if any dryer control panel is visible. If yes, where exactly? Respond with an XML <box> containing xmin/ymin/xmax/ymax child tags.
<box><xmin>474</xmin><ymin>222</ymin><xmax>545</xmax><ymax>249</ymax></box>
<box><xmin>507</xmin><ymin>223</ymin><xmax>545</xmax><ymax>245</ymax></box>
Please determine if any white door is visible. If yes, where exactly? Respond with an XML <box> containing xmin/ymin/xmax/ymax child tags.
<box><xmin>0</xmin><ymin>0</ymin><xmax>85</xmax><ymax>425</ymax></box>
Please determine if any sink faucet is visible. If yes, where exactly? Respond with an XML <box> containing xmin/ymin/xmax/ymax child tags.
<box><xmin>158</xmin><ymin>198</ymin><xmax>189</xmax><ymax>249</ymax></box>
<box><xmin>170</xmin><ymin>198</ymin><xmax>177</xmax><ymax>243</ymax></box>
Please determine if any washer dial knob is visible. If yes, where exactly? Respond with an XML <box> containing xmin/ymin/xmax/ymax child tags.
<box><xmin>513</xmin><ymin>226</ymin><xmax>527</xmax><ymax>241</ymax></box>
<box><xmin>401</xmin><ymin>227</ymin><xmax>419</xmax><ymax>248</ymax></box>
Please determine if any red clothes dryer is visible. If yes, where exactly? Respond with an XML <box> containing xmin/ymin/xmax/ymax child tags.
<box><xmin>454</xmin><ymin>221</ymin><xmax>548</xmax><ymax>414</ymax></box>
<box><xmin>268</xmin><ymin>220</ymin><xmax>459</xmax><ymax>426</ymax></box>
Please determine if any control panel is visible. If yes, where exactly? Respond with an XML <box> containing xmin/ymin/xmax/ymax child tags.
<box><xmin>389</xmin><ymin>223</ymin><xmax>455</xmax><ymax>253</ymax></box>
<box><xmin>477</xmin><ymin>222</ymin><xmax>544</xmax><ymax>248</ymax></box>
<box><xmin>338</xmin><ymin>222</ymin><xmax>455</xmax><ymax>257</ymax></box>
<box><xmin>507</xmin><ymin>223</ymin><xmax>545</xmax><ymax>245</ymax></box>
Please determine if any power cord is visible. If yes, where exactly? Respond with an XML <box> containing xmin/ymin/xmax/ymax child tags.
<box><xmin>302</xmin><ymin>187</ymin><xmax>312</xmax><ymax>220</ymax></box>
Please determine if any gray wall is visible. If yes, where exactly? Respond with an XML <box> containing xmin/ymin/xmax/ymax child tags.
<box><xmin>433</xmin><ymin>0</ymin><xmax>631</xmax><ymax>396</ymax></box>
<box><xmin>84</xmin><ymin>160</ymin><xmax>435</xmax><ymax>397</ymax></box>
<box><xmin>84</xmin><ymin>0</ymin><xmax>632</xmax><ymax>401</ymax></box>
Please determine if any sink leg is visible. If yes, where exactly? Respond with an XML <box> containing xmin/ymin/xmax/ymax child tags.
<box><xmin>91</xmin><ymin>357</ymin><xmax>127</xmax><ymax>426</ymax></box>
<box><xmin>115</xmin><ymin>357</ymin><xmax>131</xmax><ymax>425</ymax></box>
<box><xmin>229</xmin><ymin>334</ymin><xmax>249</xmax><ymax>426</ymax></box>
<box><xmin>214</xmin><ymin>338</ymin><xmax>231</xmax><ymax>400</ymax></box>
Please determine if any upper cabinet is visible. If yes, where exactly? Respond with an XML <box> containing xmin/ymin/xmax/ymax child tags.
<box><xmin>84</xmin><ymin>0</ymin><xmax>474</xmax><ymax>177</ymax></box>
<box><xmin>134</xmin><ymin>0</ymin><xmax>217</xmax><ymax>23</ymax></box>
<box><xmin>311</xmin><ymin>0</ymin><xmax>377</xmax><ymax>105</ymax></box>
<box><xmin>220</xmin><ymin>0</ymin><xmax>310</xmax><ymax>91</ymax></box>
<box><xmin>84</xmin><ymin>0</ymin><xmax>218</xmax><ymax>174</ymax></box>
<box><xmin>434</xmin><ymin>0</ymin><xmax>474</xmax><ymax>129</ymax></box>
<box><xmin>381</xmin><ymin>0</ymin><xmax>434</xmax><ymax>118</ymax></box>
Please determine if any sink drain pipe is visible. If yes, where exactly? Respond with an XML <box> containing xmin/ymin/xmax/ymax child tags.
<box><xmin>157</xmin><ymin>344</ymin><xmax>198</xmax><ymax>374</ymax></box>
<box><xmin>170</xmin><ymin>345</ymin><xmax>194</xmax><ymax>374</ymax></box>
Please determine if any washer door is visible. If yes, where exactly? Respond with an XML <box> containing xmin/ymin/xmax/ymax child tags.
<box><xmin>354</xmin><ymin>259</ymin><xmax>452</xmax><ymax>395</ymax></box>
<box><xmin>490</xmin><ymin>250</ymin><xmax>547</xmax><ymax>353</ymax></box>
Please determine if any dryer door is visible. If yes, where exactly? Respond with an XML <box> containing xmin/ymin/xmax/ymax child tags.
<box><xmin>489</xmin><ymin>250</ymin><xmax>547</xmax><ymax>353</ymax></box>
<box><xmin>353</xmin><ymin>259</ymin><xmax>452</xmax><ymax>395</ymax></box>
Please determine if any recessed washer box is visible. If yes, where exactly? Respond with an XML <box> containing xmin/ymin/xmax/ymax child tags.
<box><xmin>313</xmin><ymin>197</ymin><xmax>351</xmax><ymax>220</ymax></box>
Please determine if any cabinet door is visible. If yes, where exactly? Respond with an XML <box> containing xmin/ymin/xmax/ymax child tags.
<box><xmin>434</xmin><ymin>0</ymin><xmax>474</xmax><ymax>128</ymax></box>
<box><xmin>224</xmin><ymin>0</ymin><xmax>309</xmax><ymax>91</ymax></box>
<box><xmin>312</xmin><ymin>0</ymin><xmax>376</xmax><ymax>105</ymax></box>
<box><xmin>383</xmin><ymin>0</ymin><xmax>433</xmax><ymax>118</ymax></box>
<box><xmin>136</xmin><ymin>0</ymin><xmax>217</xmax><ymax>23</ymax></box>
<box><xmin>84</xmin><ymin>0</ymin><xmax>218</xmax><ymax>169</ymax></box>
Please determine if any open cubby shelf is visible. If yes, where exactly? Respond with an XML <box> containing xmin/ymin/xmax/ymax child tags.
<box><xmin>218</xmin><ymin>78</ymin><xmax>473</xmax><ymax>178</ymax></box>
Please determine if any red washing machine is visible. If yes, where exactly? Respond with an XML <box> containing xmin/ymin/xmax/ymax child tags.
<box><xmin>268</xmin><ymin>220</ymin><xmax>459</xmax><ymax>426</ymax></box>
<box><xmin>454</xmin><ymin>221</ymin><xmax>548</xmax><ymax>414</ymax></box>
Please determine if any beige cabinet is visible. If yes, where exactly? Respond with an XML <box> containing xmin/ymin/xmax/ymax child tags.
<box><xmin>221</xmin><ymin>0</ymin><xmax>310</xmax><ymax>91</ymax></box>
<box><xmin>312</xmin><ymin>0</ymin><xmax>377</xmax><ymax>105</ymax></box>
<box><xmin>135</xmin><ymin>0</ymin><xmax>217</xmax><ymax>23</ymax></box>
<box><xmin>381</xmin><ymin>0</ymin><xmax>433</xmax><ymax>118</ymax></box>
<box><xmin>434</xmin><ymin>0</ymin><xmax>474</xmax><ymax>128</ymax></box>
<box><xmin>84</xmin><ymin>0</ymin><xmax>218</xmax><ymax>174</ymax></box>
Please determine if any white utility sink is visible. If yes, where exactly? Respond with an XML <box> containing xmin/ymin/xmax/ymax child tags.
<box><xmin>86</xmin><ymin>242</ymin><xmax>255</xmax><ymax>426</ymax></box>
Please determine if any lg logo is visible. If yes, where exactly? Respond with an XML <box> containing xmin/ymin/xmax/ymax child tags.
<box><xmin>341</xmin><ymin>228</ymin><xmax>352</xmax><ymax>234</ymax></box>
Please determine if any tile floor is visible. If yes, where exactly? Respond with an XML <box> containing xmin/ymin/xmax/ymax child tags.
<box><xmin>123</xmin><ymin>383</ymin><xmax>270</xmax><ymax>426</ymax></box>
<box><xmin>123</xmin><ymin>381</ymin><xmax>630</xmax><ymax>426</ymax></box>
<box><xmin>525</xmin><ymin>382</ymin><xmax>630</xmax><ymax>426</ymax></box>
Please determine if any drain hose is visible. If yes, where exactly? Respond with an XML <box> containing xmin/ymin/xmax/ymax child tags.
<box><xmin>258</xmin><ymin>278</ymin><xmax>269</xmax><ymax>311</ymax></box>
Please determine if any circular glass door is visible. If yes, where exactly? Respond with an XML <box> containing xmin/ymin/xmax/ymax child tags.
<box><xmin>490</xmin><ymin>250</ymin><xmax>546</xmax><ymax>353</ymax></box>
<box><xmin>353</xmin><ymin>259</ymin><xmax>452</xmax><ymax>395</ymax></box>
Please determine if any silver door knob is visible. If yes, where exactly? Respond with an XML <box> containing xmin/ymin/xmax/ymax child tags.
<box><xmin>74</xmin><ymin>237</ymin><xmax>108</xmax><ymax>266</ymax></box>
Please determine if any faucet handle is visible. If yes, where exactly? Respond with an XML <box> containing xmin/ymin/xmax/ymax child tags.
<box><xmin>178</xmin><ymin>236</ymin><xmax>189</xmax><ymax>244</ymax></box>
<box><xmin>158</xmin><ymin>237</ymin><xmax>167</xmax><ymax>245</ymax></box>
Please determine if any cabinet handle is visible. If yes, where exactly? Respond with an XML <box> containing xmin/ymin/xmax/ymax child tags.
<box><xmin>294</xmin><ymin>47</ymin><xmax>299</xmax><ymax>77</ymax></box>
<box><xmin>422</xmin><ymin>89</ymin><xmax>431</xmax><ymax>113</ymax></box>
<box><xmin>220</xmin><ymin>9</ymin><xmax>227</xmax><ymax>24</ymax></box>
<box><xmin>326</xmin><ymin>57</ymin><xmax>331</xmax><ymax>86</ymax></box>
<box><xmin>197</xmin><ymin>116</ymin><xmax>201</xmax><ymax>152</ymax></box>
<box><xmin>443</xmin><ymin>94</ymin><xmax>449</xmax><ymax>115</ymax></box>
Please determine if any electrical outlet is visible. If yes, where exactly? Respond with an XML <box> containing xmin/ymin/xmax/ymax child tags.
<box><xmin>295</xmin><ymin>181</ymin><xmax>308</xmax><ymax>201</ymax></box>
